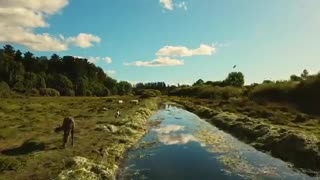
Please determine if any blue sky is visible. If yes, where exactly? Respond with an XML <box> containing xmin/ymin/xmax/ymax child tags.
<box><xmin>1</xmin><ymin>0</ymin><xmax>319</xmax><ymax>85</ymax></box>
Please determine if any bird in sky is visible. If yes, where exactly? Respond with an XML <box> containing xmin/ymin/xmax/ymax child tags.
<box><xmin>233</xmin><ymin>65</ymin><xmax>237</xmax><ymax>68</ymax></box>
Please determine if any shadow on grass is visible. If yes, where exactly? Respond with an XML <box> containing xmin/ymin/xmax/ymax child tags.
<box><xmin>1</xmin><ymin>141</ymin><xmax>47</xmax><ymax>156</ymax></box>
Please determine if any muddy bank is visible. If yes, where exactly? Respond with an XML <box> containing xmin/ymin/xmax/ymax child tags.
<box><xmin>171</xmin><ymin>99</ymin><xmax>320</xmax><ymax>174</ymax></box>
<box><xmin>56</xmin><ymin>98</ymin><xmax>159</xmax><ymax>180</ymax></box>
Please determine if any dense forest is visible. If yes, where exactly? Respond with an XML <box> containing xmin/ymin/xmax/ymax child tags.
<box><xmin>0</xmin><ymin>45</ymin><xmax>132</xmax><ymax>97</ymax></box>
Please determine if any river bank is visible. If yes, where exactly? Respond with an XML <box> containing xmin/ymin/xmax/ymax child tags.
<box><xmin>0</xmin><ymin>97</ymin><xmax>159</xmax><ymax>180</ymax></box>
<box><xmin>170</xmin><ymin>97</ymin><xmax>320</xmax><ymax>175</ymax></box>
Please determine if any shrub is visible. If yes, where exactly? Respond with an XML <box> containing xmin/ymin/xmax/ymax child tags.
<box><xmin>249</xmin><ymin>81</ymin><xmax>297</xmax><ymax>102</ymax></box>
<box><xmin>12</xmin><ymin>81</ymin><xmax>25</xmax><ymax>93</ymax></box>
<box><xmin>39</xmin><ymin>88</ymin><xmax>60</xmax><ymax>96</ymax></box>
<box><xmin>140</xmin><ymin>89</ymin><xmax>162</xmax><ymax>98</ymax></box>
<box><xmin>223</xmin><ymin>72</ymin><xmax>245</xmax><ymax>87</ymax></box>
<box><xmin>169</xmin><ymin>85</ymin><xmax>243</xmax><ymax>99</ymax></box>
<box><xmin>0</xmin><ymin>81</ymin><xmax>11</xmax><ymax>97</ymax></box>
<box><xmin>292</xmin><ymin>74</ymin><xmax>320</xmax><ymax>114</ymax></box>
<box><xmin>197</xmin><ymin>86</ymin><xmax>243</xmax><ymax>99</ymax></box>
<box><xmin>25</xmin><ymin>88</ymin><xmax>40</xmax><ymax>96</ymax></box>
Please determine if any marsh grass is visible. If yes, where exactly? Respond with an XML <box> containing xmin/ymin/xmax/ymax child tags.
<box><xmin>170</xmin><ymin>96</ymin><xmax>320</xmax><ymax>140</ymax></box>
<box><xmin>0</xmin><ymin>96</ymin><xmax>156</xmax><ymax>180</ymax></box>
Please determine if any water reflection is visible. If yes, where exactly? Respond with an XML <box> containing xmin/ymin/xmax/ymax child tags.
<box><xmin>153</xmin><ymin>125</ymin><xmax>184</xmax><ymax>134</ymax></box>
<box><xmin>158</xmin><ymin>134</ymin><xmax>198</xmax><ymax>145</ymax></box>
<box><xmin>120</xmin><ymin>104</ymin><xmax>317</xmax><ymax>180</ymax></box>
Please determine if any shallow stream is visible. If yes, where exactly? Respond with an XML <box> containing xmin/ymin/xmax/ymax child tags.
<box><xmin>119</xmin><ymin>104</ymin><xmax>317</xmax><ymax>180</ymax></box>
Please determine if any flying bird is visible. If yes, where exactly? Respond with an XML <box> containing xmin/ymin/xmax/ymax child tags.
<box><xmin>233</xmin><ymin>65</ymin><xmax>237</xmax><ymax>68</ymax></box>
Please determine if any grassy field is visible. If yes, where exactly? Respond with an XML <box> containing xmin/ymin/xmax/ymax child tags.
<box><xmin>0</xmin><ymin>96</ymin><xmax>159</xmax><ymax>180</ymax></box>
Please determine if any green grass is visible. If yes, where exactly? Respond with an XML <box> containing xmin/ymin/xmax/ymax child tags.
<box><xmin>170</xmin><ymin>96</ymin><xmax>320</xmax><ymax>140</ymax></box>
<box><xmin>0</xmin><ymin>96</ymin><xmax>158</xmax><ymax>180</ymax></box>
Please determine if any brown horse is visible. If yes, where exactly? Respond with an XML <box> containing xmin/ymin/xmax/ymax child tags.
<box><xmin>55</xmin><ymin>117</ymin><xmax>75</xmax><ymax>148</ymax></box>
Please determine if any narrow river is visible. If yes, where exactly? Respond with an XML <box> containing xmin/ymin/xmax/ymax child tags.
<box><xmin>119</xmin><ymin>104</ymin><xmax>317</xmax><ymax>180</ymax></box>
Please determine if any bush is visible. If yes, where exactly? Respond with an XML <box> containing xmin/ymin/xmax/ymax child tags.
<box><xmin>25</xmin><ymin>88</ymin><xmax>40</xmax><ymax>96</ymax></box>
<box><xmin>140</xmin><ymin>89</ymin><xmax>162</xmax><ymax>98</ymax></box>
<box><xmin>198</xmin><ymin>86</ymin><xmax>243</xmax><ymax>99</ymax></box>
<box><xmin>169</xmin><ymin>85</ymin><xmax>243</xmax><ymax>99</ymax></box>
<box><xmin>0</xmin><ymin>81</ymin><xmax>11</xmax><ymax>97</ymax></box>
<box><xmin>12</xmin><ymin>81</ymin><xmax>25</xmax><ymax>93</ymax></box>
<box><xmin>249</xmin><ymin>81</ymin><xmax>297</xmax><ymax>102</ymax></box>
<box><xmin>292</xmin><ymin>74</ymin><xmax>320</xmax><ymax>114</ymax></box>
<box><xmin>223</xmin><ymin>72</ymin><xmax>245</xmax><ymax>87</ymax></box>
<box><xmin>39</xmin><ymin>88</ymin><xmax>60</xmax><ymax>96</ymax></box>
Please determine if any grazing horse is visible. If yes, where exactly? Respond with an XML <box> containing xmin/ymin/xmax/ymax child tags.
<box><xmin>55</xmin><ymin>117</ymin><xmax>75</xmax><ymax>148</ymax></box>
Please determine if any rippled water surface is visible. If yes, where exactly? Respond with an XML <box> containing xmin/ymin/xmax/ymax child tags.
<box><xmin>119</xmin><ymin>104</ymin><xmax>318</xmax><ymax>180</ymax></box>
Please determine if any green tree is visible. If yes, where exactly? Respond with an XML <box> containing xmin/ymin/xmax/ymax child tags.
<box><xmin>301</xmin><ymin>69</ymin><xmax>309</xmax><ymax>80</ymax></box>
<box><xmin>24</xmin><ymin>72</ymin><xmax>38</xmax><ymax>89</ymax></box>
<box><xmin>104</xmin><ymin>77</ymin><xmax>117</xmax><ymax>95</ymax></box>
<box><xmin>117</xmin><ymin>81</ymin><xmax>132</xmax><ymax>95</ymax></box>
<box><xmin>224</xmin><ymin>72</ymin><xmax>245</xmax><ymax>87</ymax></box>
<box><xmin>48</xmin><ymin>74</ymin><xmax>74</xmax><ymax>96</ymax></box>
<box><xmin>75</xmin><ymin>77</ymin><xmax>89</xmax><ymax>96</ymax></box>
<box><xmin>290</xmin><ymin>74</ymin><xmax>302</xmax><ymax>81</ymax></box>
<box><xmin>3</xmin><ymin>44</ymin><xmax>15</xmax><ymax>57</ymax></box>
<box><xmin>15</xmin><ymin>50</ymin><xmax>23</xmax><ymax>62</ymax></box>
<box><xmin>193</xmin><ymin>79</ymin><xmax>204</xmax><ymax>86</ymax></box>
<box><xmin>90</xmin><ymin>82</ymin><xmax>110</xmax><ymax>96</ymax></box>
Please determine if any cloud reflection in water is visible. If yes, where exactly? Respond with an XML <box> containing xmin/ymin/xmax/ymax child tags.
<box><xmin>158</xmin><ymin>134</ymin><xmax>198</xmax><ymax>145</ymax></box>
<box><xmin>153</xmin><ymin>125</ymin><xmax>185</xmax><ymax>134</ymax></box>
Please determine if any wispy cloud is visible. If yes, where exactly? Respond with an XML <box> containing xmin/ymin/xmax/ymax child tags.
<box><xmin>176</xmin><ymin>2</ymin><xmax>188</xmax><ymax>11</ymax></box>
<box><xmin>160</xmin><ymin>0</ymin><xmax>173</xmax><ymax>10</ymax></box>
<box><xmin>88</xmin><ymin>57</ymin><xmax>100</xmax><ymax>64</ymax></box>
<box><xmin>66</xmin><ymin>33</ymin><xmax>101</xmax><ymax>48</ymax></box>
<box><xmin>160</xmin><ymin>0</ymin><xmax>188</xmax><ymax>11</ymax></box>
<box><xmin>212</xmin><ymin>42</ymin><xmax>231</xmax><ymax>48</ymax></box>
<box><xmin>104</xmin><ymin>70</ymin><xmax>116</xmax><ymax>75</ymax></box>
<box><xmin>73</xmin><ymin>56</ymin><xmax>112</xmax><ymax>64</ymax></box>
<box><xmin>0</xmin><ymin>0</ymin><xmax>101</xmax><ymax>51</ymax></box>
<box><xmin>124</xmin><ymin>57</ymin><xmax>184</xmax><ymax>67</ymax></box>
<box><xmin>102</xmin><ymin>57</ymin><xmax>112</xmax><ymax>64</ymax></box>
<box><xmin>156</xmin><ymin>44</ymin><xmax>216</xmax><ymax>57</ymax></box>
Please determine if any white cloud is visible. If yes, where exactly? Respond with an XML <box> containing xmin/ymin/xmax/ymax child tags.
<box><xmin>160</xmin><ymin>0</ymin><xmax>188</xmax><ymax>11</ymax></box>
<box><xmin>156</xmin><ymin>44</ymin><xmax>216</xmax><ymax>57</ymax></box>
<box><xmin>104</xmin><ymin>70</ymin><xmax>116</xmax><ymax>75</ymax></box>
<box><xmin>160</xmin><ymin>0</ymin><xmax>173</xmax><ymax>10</ymax></box>
<box><xmin>67</xmin><ymin>33</ymin><xmax>101</xmax><ymax>48</ymax></box>
<box><xmin>88</xmin><ymin>57</ymin><xmax>100</xmax><ymax>64</ymax></box>
<box><xmin>0</xmin><ymin>0</ymin><xmax>69</xmax><ymax>14</ymax></box>
<box><xmin>102</xmin><ymin>57</ymin><xmax>112</xmax><ymax>64</ymax></box>
<box><xmin>124</xmin><ymin>57</ymin><xmax>184</xmax><ymax>67</ymax></box>
<box><xmin>0</xmin><ymin>0</ymin><xmax>101</xmax><ymax>51</ymax></box>
<box><xmin>85</xmin><ymin>56</ymin><xmax>112</xmax><ymax>64</ymax></box>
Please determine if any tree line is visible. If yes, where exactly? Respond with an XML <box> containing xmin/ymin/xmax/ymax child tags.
<box><xmin>0</xmin><ymin>45</ymin><xmax>132</xmax><ymax>97</ymax></box>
